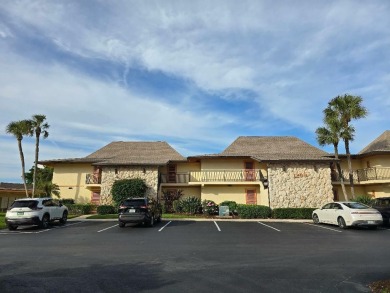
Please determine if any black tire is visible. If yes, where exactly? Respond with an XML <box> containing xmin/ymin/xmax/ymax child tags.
<box><xmin>337</xmin><ymin>217</ymin><xmax>347</xmax><ymax>229</ymax></box>
<box><xmin>156</xmin><ymin>215</ymin><xmax>162</xmax><ymax>223</ymax></box>
<box><xmin>312</xmin><ymin>214</ymin><xmax>319</xmax><ymax>224</ymax></box>
<box><xmin>59</xmin><ymin>211</ymin><xmax>68</xmax><ymax>224</ymax></box>
<box><xmin>40</xmin><ymin>214</ymin><xmax>50</xmax><ymax>229</ymax></box>
<box><xmin>118</xmin><ymin>221</ymin><xmax>125</xmax><ymax>228</ymax></box>
<box><xmin>8</xmin><ymin>224</ymin><xmax>17</xmax><ymax>231</ymax></box>
<box><xmin>149</xmin><ymin>215</ymin><xmax>155</xmax><ymax>227</ymax></box>
<box><xmin>368</xmin><ymin>225</ymin><xmax>377</xmax><ymax>230</ymax></box>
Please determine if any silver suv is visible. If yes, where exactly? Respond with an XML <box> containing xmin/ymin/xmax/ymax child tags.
<box><xmin>5</xmin><ymin>198</ymin><xmax>68</xmax><ymax>230</ymax></box>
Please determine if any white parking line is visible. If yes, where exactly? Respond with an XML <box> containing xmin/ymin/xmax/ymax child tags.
<box><xmin>258</xmin><ymin>222</ymin><xmax>281</xmax><ymax>232</ymax></box>
<box><xmin>0</xmin><ymin>222</ymin><xmax>85</xmax><ymax>235</ymax></box>
<box><xmin>97</xmin><ymin>224</ymin><xmax>118</xmax><ymax>233</ymax></box>
<box><xmin>214</xmin><ymin>221</ymin><xmax>221</xmax><ymax>231</ymax></box>
<box><xmin>305</xmin><ymin>223</ymin><xmax>342</xmax><ymax>233</ymax></box>
<box><xmin>158</xmin><ymin>221</ymin><xmax>172</xmax><ymax>232</ymax></box>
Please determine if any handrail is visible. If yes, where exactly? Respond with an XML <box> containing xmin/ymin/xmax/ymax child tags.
<box><xmin>86</xmin><ymin>174</ymin><xmax>101</xmax><ymax>184</ymax></box>
<box><xmin>331</xmin><ymin>167</ymin><xmax>390</xmax><ymax>182</ymax></box>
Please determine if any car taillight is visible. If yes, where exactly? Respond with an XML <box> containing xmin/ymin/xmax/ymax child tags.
<box><xmin>119</xmin><ymin>205</ymin><xmax>127</xmax><ymax>209</ymax></box>
<box><xmin>139</xmin><ymin>205</ymin><xmax>148</xmax><ymax>209</ymax></box>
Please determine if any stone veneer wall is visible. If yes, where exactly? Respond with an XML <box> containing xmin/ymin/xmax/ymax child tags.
<box><xmin>268</xmin><ymin>162</ymin><xmax>333</xmax><ymax>209</ymax></box>
<box><xmin>100</xmin><ymin>166</ymin><xmax>159</xmax><ymax>205</ymax></box>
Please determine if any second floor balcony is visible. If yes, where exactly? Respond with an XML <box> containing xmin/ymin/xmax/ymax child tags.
<box><xmin>160</xmin><ymin>169</ymin><xmax>266</xmax><ymax>184</ymax></box>
<box><xmin>86</xmin><ymin>174</ymin><xmax>101</xmax><ymax>184</ymax></box>
<box><xmin>331</xmin><ymin>167</ymin><xmax>390</xmax><ymax>183</ymax></box>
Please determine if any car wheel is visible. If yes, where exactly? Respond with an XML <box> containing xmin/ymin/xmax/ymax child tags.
<box><xmin>8</xmin><ymin>224</ymin><xmax>17</xmax><ymax>231</ymax></box>
<box><xmin>118</xmin><ymin>221</ymin><xmax>125</xmax><ymax>228</ymax></box>
<box><xmin>312</xmin><ymin>214</ymin><xmax>320</xmax><ymax>224</ymax></box>
<box><xmin>156</xmin><ymin>215</ymin><xmax>162</xmax><ymax>223</ymax></box>
<box><xmin>337</xmin><ymin>217</ymin><xmax>347</xmax><ymax>229</ymax></box>
<box><xmin>59</xmin><ymin>211</ymin><xmax>68</xmax><ymax>224</ymax></box>
<box><xmin>40</xmin><ymin>214</ymin><xmax>50</xmax><ymax>229</ymax></box>
<box><xmin>149</xmin><ymin>215</ymin><xmax>155</xmax><ymax>227</ymax></box>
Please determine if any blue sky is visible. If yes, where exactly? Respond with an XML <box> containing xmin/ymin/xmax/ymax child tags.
<box><xmin>1</xmin><ymin>1</ymin><xmax>389</xmax><ymax>183</ymax></box>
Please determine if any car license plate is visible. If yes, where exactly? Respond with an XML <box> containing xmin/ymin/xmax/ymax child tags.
<box><xmin>368</xmin><ymin>220</ymin><xmax>374</xmax><ymax>224</ymax></box>
<box><xmin>129</xmin><ymin>209</ymin><xmax>136</xmax><ymax>213</ymax></box>
<box><xmin>17</xmin><ymin>212</ymin><xmax>24</xmax><ymax>216</ymax></box>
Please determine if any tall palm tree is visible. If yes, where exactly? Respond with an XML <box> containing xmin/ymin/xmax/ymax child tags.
<box><xmin>315</xmin><ymin>121</ymin><xmax>347</xmax><ymax>199</ymax></box>
<box><xmin>37</xmin><ymin>182</ymin><xmax>60</xmax><ymax>198</ymax></box>
<box><xmin>324</xmin><ymin>94</ymin><xmax>368</xmax><ymax>199</ymax></box>
<box><xmin>30</xmin><ymin>114</ymin><xmax>50</xmax><ymax>197</ymax></box>
<box><xmin>6</xmin><ymin>120</ymin><xmax>32</xmax><ymax>197</ymax></box>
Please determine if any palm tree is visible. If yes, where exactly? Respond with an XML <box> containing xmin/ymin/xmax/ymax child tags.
<box><xmin>37</xmin><ymin>182</ymin><xmax>60</xmax><ymax>198</ymax></box>
<box><xmin>324</xmin><ymin>94</ymin><xmax>368</xmax><ymax>199</ymax></box>
<box><xmin>316</xmin><ymin>121</ymin><xmax>347</xmax><ymax>199</ymax></box>
<box><xmin>6</xmin><ymin>120</ymin><xmax>32</xmax><ymax>197</ymax></box>
<box><xmin>30</xmin><ymin>114</ymin><xmax>50</xmax><ymax>197</ymax></box>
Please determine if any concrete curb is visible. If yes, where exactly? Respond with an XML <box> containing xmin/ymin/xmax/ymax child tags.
<box><xmin>68</xmin><ymin>215</ymin><xmax>311</xmax><ymax>223</ymax></box>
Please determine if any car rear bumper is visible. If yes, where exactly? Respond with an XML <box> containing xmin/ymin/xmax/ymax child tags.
<box><xmin>5</xmin><ymin>216</ymin><xmax>41</xmax><ymax>226</ymax></box>
<box><xmin>118</xmin><ymin>213</ymin><xmax>150</xmax><ymax>223</ymax></box>
<box><xmin>351</xmin><ymin>219</ymin><xmax>383</xmax><ymax>227</ymax></box>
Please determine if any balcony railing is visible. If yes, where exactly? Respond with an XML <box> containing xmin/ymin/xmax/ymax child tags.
<box><xmin>160</xmin><ymin>169</ymin><xmax>266</xmax><ymax>184</ymax></box>
<box><xmin>86</xmin><ymin>174</ymin><xmax>101</xmax><ymax>184</ymax></box>
<box><xmin>331</xmin><ymin>167</ymin><xmax>390</xmax><ymax>183</ymax></box>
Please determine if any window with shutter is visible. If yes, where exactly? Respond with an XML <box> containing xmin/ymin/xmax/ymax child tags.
<box><xmin>246</xmin><ymin>189</ymin><xmax>257</xmax><ymax>204</ymax></box>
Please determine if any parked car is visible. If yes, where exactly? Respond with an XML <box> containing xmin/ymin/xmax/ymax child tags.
<box><xmin>5</xmin><ymin>198</ymin><xmax>68</xmax><ymax>230</ymax></box>
<box><xmin>371</xmin><ymin>197</ymin><xmax>390</xmax><ymax>226</ymax></box>
<box><xmin>312</xmin><ymin>201</ymin><xmax>383</xmax><ymax>229</ymax></box>
<box><xmin>118</xmin><ymin>197</ymin><xmax>162</xmax><ymax>228</ymax></box>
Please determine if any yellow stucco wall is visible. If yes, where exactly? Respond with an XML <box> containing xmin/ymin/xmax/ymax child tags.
<box><xmin>200</xmin><ymin>185</ymin><xmax>267</xmax><ymax>205</ymax></box>
<box><xmin>201</xmin><ymin>158</ymin><xmax>265</xmax><ymax>171</ymax></box>
<box><xmin>161</xmin><ymin>186</ymin><xmax>201</xmax><ymax>199</ymax></box>
<box><xmin>52</xmin><ymin>163</ymin><xmax>94</xmax><ymax>203</ymax></box>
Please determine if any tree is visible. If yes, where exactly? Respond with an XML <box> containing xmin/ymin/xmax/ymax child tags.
<box><xmin>316</xmin><ymin>121</ymin><xmax>347</xmax><ymax>199</ymax></box>
<box><xmin>30</xmin><ymin>114</ymin><xmax>50</xmax><ymax>197</ymax></box>
<box><xmin>111</xmin><ymin>179</ymin><xmax>147</xmax><ymax>206</ymax></box>
<box><xmin>6</xmin><ymin>120</ymin><xmax>32</xmax><ymax>197</ymax></box>
<box><xmin>37</xmin><ymin>182</ymin><xmax>60</xmax><ymax>198</ymax></box>
<box><xmin>25</xmin><ymin>165</ymin><xmax>54</xmax><ymax>185</ymax></box>
<box><xmin>324</xmin><ymin>94</ymin><xmax>368</xmax><ymax>199</ymax></box>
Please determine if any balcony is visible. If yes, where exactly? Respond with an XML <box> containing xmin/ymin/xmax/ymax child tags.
<box><xmin>86</xmin><ymin>174</ymin><xmax>101</xmax><ymax>185</ymax></box>
<box><xmin>331</xmin><ymin>167</ymin><xmax>390</xmax><ymax>183</ymax></box>
<box><xmin>160</xmin><ymin>169</ymin><xmax>266</xmax><ymax>185</ymax></box>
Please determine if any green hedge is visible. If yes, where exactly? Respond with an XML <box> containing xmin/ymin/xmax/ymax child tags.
<box><xmin>219</xmin><ymin>201</ymin><xmax>238</xmax><ymax>214</ymax></box>
<box><xmin>272</xmin><ymin>208</ymin><xmax>316</xmax><ymax>219</ymax></box>
<box><xmin>97</xmin><ymin>205</ymin><xmax>116</xmax><ymax>215</ymax></box>
<box><xmin>67</xmin><ymin>204</ymin><xmax>96</xmax><ymax>215</ymax></box>
<box><xmin>237</xmin><ymin>204</ymin><xmax>271</xmax><ymax>219</ymax></box>
<box><xmin>61</xmin><ymin>199</ymin><xmax>75</xmax><ymax>205</ymax></box>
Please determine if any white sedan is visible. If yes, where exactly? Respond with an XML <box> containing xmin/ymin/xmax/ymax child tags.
<box><xmin>312</xmin><ymin>202</ymin><xmax>383</xmax><ymax>229</ymax></box>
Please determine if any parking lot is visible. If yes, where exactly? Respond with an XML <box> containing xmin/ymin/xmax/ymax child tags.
<box><xmin>0</xmin><ymin>219</ymin><xmax>389</xmax><ymax>292</ymax></box>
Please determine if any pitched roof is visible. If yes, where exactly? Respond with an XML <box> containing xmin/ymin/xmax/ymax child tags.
<box><xmin>40</xmin><ymin>141</ymin><xmax>185</xmax><ymax>166</ymax></box>
<box><xmin>220</xmin><ymin>136</ymin><xmax>332</xmax><ymax>161</ymax></box>
<box><xmin>84</xmin><ymin>141</ymin><xmax>185</xmax><ymax>165</ymax></box>
<box><xmin>0</xmin><ymin>182</ymin><xmax>32</xmax><ymax>190</ymax></box>
<box><xmin>359</xmin><ymin>131</ymin><xmax>390</xmax><ymax>155</ymax></box>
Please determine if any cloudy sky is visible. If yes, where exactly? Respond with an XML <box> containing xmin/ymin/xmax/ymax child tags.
<box><xmin>1</xmin><ymin>1</ymin><xmax>389</xmax><ymax>183</ymax></box>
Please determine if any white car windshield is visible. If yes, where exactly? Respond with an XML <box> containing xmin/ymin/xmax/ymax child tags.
<box><xmin>343</xmin><ymin>202</ymin><xmax>369</xmax><ymax>209</ymax></box>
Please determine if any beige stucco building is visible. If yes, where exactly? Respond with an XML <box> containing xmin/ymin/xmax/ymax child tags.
<box><xmin>331</xmin><ymin>131</ymin><xmax>390</xmax><ymax>201</ymax></box>
<box><xmin>39</xmin><ymin>136</ymin><xmax>339</xmax><ymax>209</ymax></box>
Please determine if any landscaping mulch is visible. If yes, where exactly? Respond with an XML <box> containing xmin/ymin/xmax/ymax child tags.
<box><xmin>369</xmin><ymin>280</ymin><xmax>390</xmax><ymax>293</ymax></box>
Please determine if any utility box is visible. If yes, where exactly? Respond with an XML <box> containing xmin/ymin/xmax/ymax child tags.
<box><xmin>219</xmin><ymin>206</ymin><xmax>229</xmax><ymax>217</ymax></box>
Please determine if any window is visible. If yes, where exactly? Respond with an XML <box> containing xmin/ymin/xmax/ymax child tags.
<box><xmin>244</xmin><ymin>162</ymin><xmax>255</xmax><ymax>181</ymax></box>
<box><xmin>167</xmin><ymin>164</ymin><xmax>177</xmax><ymax>183</ymax></box>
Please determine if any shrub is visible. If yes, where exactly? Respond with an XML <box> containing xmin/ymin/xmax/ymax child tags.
<box><xmin>202</xmin><ymin>200</ymin><xmax>219</xmax><ymax>216</ymax></box>
<box><xmin>173</xmin><ymin>200</ymin><xmax>183</xmax><ymax>213</ymax></box>
<box><xmin>61</xmin><ymin>198</ymin><xmax>75</xmax><ymax>205</ymax></box>
<box><xmin>67</xmin><ymin>204</ymin><xmax>96</xmax><ymax>215</ymax></box>
<box><xmin>219</xmin><ymin>201</ymin><xmax>238</xmax><ymax>215</ymax></box>
<box><xmin>355</xmin><ymin>195</ymin><xmax>374</xmax><ymax>206</ymax></box>
<box><xmin>111</xmin><ymin>179</ymin><xmax>147</xmax><ymax>206</ymax></box>
<box><xmin>97</xmin><ymin>205</ymin><xmax>116</xmax><ymax>215</ymax></box>
<box><xmin>272</xmin><ymin>208</ymin><xmax>316</xmax><ymax>219</ymax></box>
<box><xmin>180</xmin><ymin>197</ymin><xmax>202</xmax><ymax>214</ymax></box>
<box><xmin>162</xmin><ymin>190</ymin><xmax>183</xmax><ymax>213</ymax></box>
<box><xmin>236</xmin><ymin>204</ymin><xmax>271</xmax><ymax>219</ymax></box>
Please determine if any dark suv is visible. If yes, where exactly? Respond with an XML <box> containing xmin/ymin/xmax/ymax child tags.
<box><xmin>118</xmin><ymin>197</ymin><xmax>162</xmax><ymax>228</ymax></box>
<box><xmin>371</xmin><ymin>197</ymin><xmax>390</xmax><ymax>226</ymax></box>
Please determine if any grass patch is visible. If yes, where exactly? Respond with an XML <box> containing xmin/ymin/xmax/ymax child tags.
<box><xmin>0</xmin><ymin>213</ymin><xmax>6</xmax><ymax>229</ymax></box>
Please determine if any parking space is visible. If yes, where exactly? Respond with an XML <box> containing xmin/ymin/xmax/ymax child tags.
<box><xmin>0</xmin><ymin>219</ymin><xmax>389</xmax><ymax>292</ymax></box>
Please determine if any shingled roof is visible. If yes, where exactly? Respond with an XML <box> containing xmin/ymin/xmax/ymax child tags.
<box><xmin>85</xmin><ymin>141</ymin><xmax>185</xmax><ymax>165</ymax></box>
<box><xmin>40</xmin><ymin>141</ymin><xmax>185</xmax><ymax>166</ymax></box>
<box><xmin>359</xmin><ymin>130</ymin><xmax>390</xmax><ymax>155</ymax></box>
<box><xmin>0</xmin><ymin>182</ymin><xmax>32</xmax><ymax>191</ymax></box>
<box><xmin>220</xmin><ymin>136</ymin><xmax>332</xmax><ymax>161</ymax></box>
